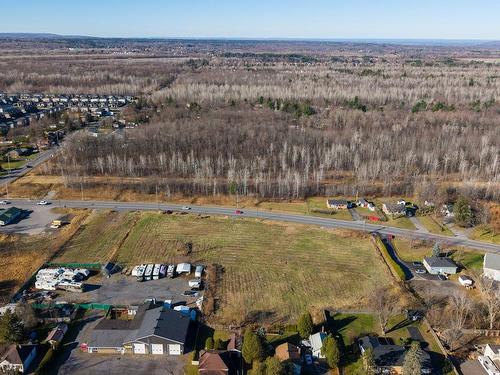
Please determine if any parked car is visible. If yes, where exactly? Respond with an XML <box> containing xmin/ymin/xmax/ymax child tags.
<box><xmin>438</xmin><ymin>274</ymin><xmax>448</xmax><ymax>281</ymax></box>
<box><xmin>415</xmin><ymin>268</ymin><xmax>426</xmax><ymax>274</ymax></box>
<box><xmin>0</xmin><ymin>200</ymin><xmax>10</xmax><ymax>205</ymax></box>
<box><xmin>183</xmin><ymin>290</ymin><xmax>198</xmax><ymax>297</ymax></box>
<box><xmin>235</xmin><ymin>210</ymin><xmax>243</xmax><ymax>214</ymax></box>
<box><xmin>37</xmin><ymin>200</ymin><xmax>49</xmax><ymax>205</ymax></box>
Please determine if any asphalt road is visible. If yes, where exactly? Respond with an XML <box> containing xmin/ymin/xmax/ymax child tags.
<box><xmin>0</xmin><ymin>148</ymin><xmax>55</xmax><ymax>187</ymax></box>
<box><xmin>5</xmin><ymin>198</ymin><xmax>500</xmax><ymax>254</ymax></box>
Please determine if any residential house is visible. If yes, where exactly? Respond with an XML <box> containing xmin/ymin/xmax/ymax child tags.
<box><xmin>357</xmin><ymin>198</ymin><xmax>375</xmax><ymax>211</ymax></box>
<box><xmin>275</xmin><ymin>342</ymin><xmax>301</xmax><ymax>362</ymax></box>
<box><xmin>423</xmin><ymin>257</ymin><xmax>458</xmax><ymax>275</ymax></box>
<box><xmin>358</xmin><ymin>336</ymin><xmax>431</xmax><ymax>374</ymax></box>
<box><xmin>275</xmin><ymin>342</ymin><xmax>301</xmax><ymax>375</ymax></box>
<box><xmin>84</xmin><ymin>302</ymin><xmax>192</xmax><ymax>355</ymax></box>
<box><xmin>198</xmin><ymin>350</ymin><xmax>241</xmax><ymax>375</ymax></box>
<box><xmin>309</xmin><ymin>332</ymin><xmax>327</xmax><ymax>358</ymax></box>
<box><xmin>45</xmin><ymin>323</ymin><xmax>68</xmax><ymax>349</ymax></box>
<box><xmin>0</xmin><ymin>207</ymin><xmax>23</xmax><ymax>226</ymax></box>
<box><xmin>0</xmin><ymin>344</ymin><xmax>37</xmax><ymax>373</ymax></box>
<box><xmin>326</xmin><ymin>199</ymin><xmax>353</xmax><ymax>209</ymax></box>
<box><xmin>382</xmin><ymin>202</ymin><xmax>406</xmax><ymax>218</ymax></box>
<box><xmin>478</xmin><ymin>344</ymin><xmax>500</xmax><ymax>375</ymax></box>
<box><xmin>483</xmin><ymin>253</ymin><xmax>500</xmax><ymax>282</ymax></box>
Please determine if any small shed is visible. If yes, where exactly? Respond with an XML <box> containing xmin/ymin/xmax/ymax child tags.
<box><xmin>458</xmin><ymin>275</ymin><xmax>473</xmax><ymax>287</ymax></box>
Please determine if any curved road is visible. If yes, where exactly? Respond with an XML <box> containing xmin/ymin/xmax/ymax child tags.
<box><xmin>6</xmin><ymin>198</ymin><xmax>500</xmax><ymax>254</ymax></box>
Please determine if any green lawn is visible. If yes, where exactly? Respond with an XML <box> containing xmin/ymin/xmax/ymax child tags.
<box><xmin>330</xmin><ymin>313</ymin><xmax>451</xmax><ymax>375</ymax></box>
<box><xmin>1</xmin><ymin>159</ymin><xmax>27</xmax><ymax>170</ymax></box>
<box><xmin>418</xmin><ymin>215</ymin><xmax>454</xmax><ymax>236</ymax></box>
<box><xmin>392</xmin><ymin>238</ymin><xmax>431</xmax><ymax>262</ymax></box>
<box><xmin>254</xmin><ymin>197</ymin><xmax>353</xmax><ymax>220</ymax></box>
<box><xmin>385</xmin><ymin>216</ymin><xmax>417</xmax><ymax>230</ymax></box>
<box><xmin>450</xmin><ymin>250</ymin><xmax>484</xmax><ymax>271</ymax></box>
<box><xmin>470</xmin><ymin>225</ymin><xmax>500</xmax><ymax>245</ymax></box>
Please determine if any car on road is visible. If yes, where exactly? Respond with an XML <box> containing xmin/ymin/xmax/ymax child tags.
<box><xmin>182</xmin><ymin>290</ymin><xmax>198</xmax><ymax>297</ymax></box>
<box><xmin>0</xmin><ymin>200</ymin><xmax>10</xmax><ymax>205</ymax></box>
<box><xmin>438</xmin><ymin>274</ymin><xmax>448</xmax><ymax>281</ymax></box>
<box><xmin>37</xmin><ymin>200</ymin><xmax>49</xmax><ymax>205</ymax></box>
<box><xmin>181</xmin><ymin>206</ymin><xmax>191</xmax><ymax>210</ymax></box>
<box><xmin>235</xmin><ymin>210</ymin><xmax>243</xmax><ymax>214</ymax></box>
<box><xmin>26</xmin><ymin>165</ymin><xmax>33</xmax><ymax>168</ymax></box>
<box><xmin>415</xmin><ymin>268</ymin><xmax>426</xmax><ymax>274</ymax></box>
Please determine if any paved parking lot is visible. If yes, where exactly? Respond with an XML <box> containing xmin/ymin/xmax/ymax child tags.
<box><xmin>54</xmin><ymin>273</ymin><xmax>202</xmax><ymax>306</ymax></box>
<box><xmin>59</xmin><ymin>353</ymin><xmax>185</xmax><ymax>375</ymax></box>
<box><xmin>0</xmin><ymin>201</ymin><xmax>61</xmax><ymax>235</ymax></box>
<box><xmin>55</xmin><ymin>311</ymin><xmax>185</xmax><ymax>375</ymax></box>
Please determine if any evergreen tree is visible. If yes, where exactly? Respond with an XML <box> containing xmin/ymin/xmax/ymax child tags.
<box><xmin>297</xmin><ymin>312</ymin><xmax>313</xmax><ymax>339</ymax></box>
<box><xmin>432</xmin><ymin>242</ymin><xmax>441</xmax><ymax>257</ymax></box>
<box><xmin>263</xmin><ymin>356</ymin><xmax>284</xmax><ymax>375</ymax></box>
<box><xmin>402</xmin><ymin>342</ymin><xmax>422</xmax><ymax>375</ymax></box>
<box><xmin>0</xmin><ymin>311</ymin><xmax>23</xmax><ymax>343</ymax></box>
<box><xmin>454</xmin><ymin>196</ymin><xmax>474</xmax><ymax>227</ymax></box>
<box><xmin>321</xmin><ymin>334</ymin><xmax>340</xmax><ymax>369</ymax></box>
<box><xmin>242</xmin><ymin>329</ymin><xmax>264</xmax><ymax>364</ymax></box>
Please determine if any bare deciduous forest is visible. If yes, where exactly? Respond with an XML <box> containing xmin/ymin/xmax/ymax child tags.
<box><xmin>1</xmin><ymin>38</ymin><xmax>499</xmax><ymax>200</ymax></box>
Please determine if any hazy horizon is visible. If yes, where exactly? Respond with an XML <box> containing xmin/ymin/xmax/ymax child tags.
<box><xmin>1</xmin><ymin>0</ymin><xmax>500</xmax><ymax>40</ymax></box>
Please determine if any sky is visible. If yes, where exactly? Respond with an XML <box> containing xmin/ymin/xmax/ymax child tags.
<box><xmin>1</xmin><ymin>0</ymin><xmax>499</xmax><ymax>40</ymax></box>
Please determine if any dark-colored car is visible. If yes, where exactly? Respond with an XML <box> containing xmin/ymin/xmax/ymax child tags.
<box><xmin>183</xmin><ymin>290</ymin><xmax>198</xmax><ymax>297</ymax></box>
<box><xmin>438</xmin><ymin>274</ymin><xmax>448</xmax><ymax>281</ymax></box>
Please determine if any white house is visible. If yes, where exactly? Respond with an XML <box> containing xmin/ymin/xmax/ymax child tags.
<box><xmin>309</xmin><ymin>332</ymin><xmax>327</xmax><ymax>358</ymax></box>
<box><xmin>478</xmin><ymin>344</ymin><xmax>500</xmax><ymax>375</ymax></box>
<box><xmin>0</xmin><ymin>344</ymin><xmax>37</xmax><ymax>373</ymax></box>
<box><xmin>423</xmin><ymin>257</ymin><xmax>458</xmax><ymax>275</ymax></box>
<box><xmin>483</xmin><ymin>253</ymin><xmax>500</xmax><ymax>281</ymax></box>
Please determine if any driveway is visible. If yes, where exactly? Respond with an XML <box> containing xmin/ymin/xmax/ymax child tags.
<box><xmin>410</xmin><ymin>217</ymin><xmax>429</xmax><ymax>233</ymax></box>
<box><xmin>348</xmin><ymin>208</ymin><xmax>363</xmax><ymax>221</ymax></box>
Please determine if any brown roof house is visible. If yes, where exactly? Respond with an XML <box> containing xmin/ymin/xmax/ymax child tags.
<box><xmin>45</xmin><ymin>323</ymin><xmax>68</xmax><ymax>349</ymax></box>
<box><xmin>198</xmin><ymin>350</ymin><xmax>241</xmax><ymax>375</ymax></box>
<box><xmin>275</xmin><ymin>342</ymin><xmax>302</xmax><ymax>375</ymax></box>
<box><xmin>0</xmin><ymin>344</ymin><xmax>37</xmax><ymax>373</ymax></box>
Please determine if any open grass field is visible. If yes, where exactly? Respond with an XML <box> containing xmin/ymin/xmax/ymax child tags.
<box><xmin>54</xmin><ymin>210</ymin><xmax>391</xmax><ymax>323</ymax></box>
<box><xmin>417</xmin><ymin>215</ymin><xmax>454</xmax><ymax>236</ymax></box>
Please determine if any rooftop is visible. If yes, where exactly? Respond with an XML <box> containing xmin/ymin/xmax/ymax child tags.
<box><xmin>424</xmin><ymin>256</ymin><xmax>457</xmax><ymax>269</ymax></box>
<box><xmin>484</xmin><ymin>253</ymin><xmax>500</xmax><ymax>271</ymax></box>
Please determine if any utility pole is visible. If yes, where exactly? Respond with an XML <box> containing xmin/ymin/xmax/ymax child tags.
<box><xmin>155</xmin><ymin>185</ymin><xmax>159</xmax><ymax>210</ymax></box>
<box><xmin>5</xmin><ymin>153</ymin><xmax>11</xmax><ymax>198</ymax></box>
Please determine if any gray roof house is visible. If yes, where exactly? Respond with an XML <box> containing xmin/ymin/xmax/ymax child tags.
<box><xmin>483</xmin><ymin>253</ymin><xmax>500</xmax><ymax>282</ymax></box>
<box><xmin>358</xmin><ymin>336</ymin><xmax>431</xmax><ymax>374</ymax></box>
<box><xmin>382</xmin><ymin>202</ymin><xmax>406</xmax><ymax>217</ymax></box>
<box><xmin>0</xmin><ymin>344</ymin><xmax>37</xmax><ymax>373</ymax></box>
<box><xmin>84</xmin><ymin>302</ymin><xmax>192</xmax><ymax>356</ymax></box>
<box><xmin>423</xmin><ymin>257</ymin><xmax>458</xmax><ymax>275</ymax></box>
<box><xmin>326</xmin><ymin>199</ymin><xmax>353</xmax><ymax>209</ymax></box>
<box><xmin>309</xmin><ymin>332</ymin><xmax>327</xmax><ymax>358</ymax></box>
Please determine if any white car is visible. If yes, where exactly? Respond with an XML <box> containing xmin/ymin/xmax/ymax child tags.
<box><xmin>181</xmin><ymin>206</ymin><xmax>191</xmax><ymax>210</ymax></box>
<box><xmin>0</xmin><ymin>200</ymin><xmax>10</xmax><ymax>205</ymax></box>
<box><xmin>37</xmin><ymin>200</ymin><xmax>49</xmax><ymax>205</ymax></box>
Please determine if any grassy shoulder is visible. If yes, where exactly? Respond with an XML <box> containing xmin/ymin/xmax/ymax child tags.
<box><xmin>470</xmin><ymin>225</ymin><xmax>500</xmax><ymax>245</ymax></box>
<box><xmin>54</xmin><ymin>210</ymin><xmax>391</xmax><ymax>323</ymax></box>
<box><xmin>384</xmin><ymin>216</ymin><xmax>417</xmax><ymax>230</ymax></box>
<box><xmin>374</xmin><ymin>237</ymin><xmax>407</xmax><ymax>281</ymax></box>
<box><xmin>417</xmin><ymin>215</ymin><xmax>454</xmax><ymax>236</ymax></box>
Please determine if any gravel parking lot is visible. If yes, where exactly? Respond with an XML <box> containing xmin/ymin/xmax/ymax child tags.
<box><xmin>54</xmin><ymin>272</ymin><xmax>203</xmax><ymax>306</ymax></box>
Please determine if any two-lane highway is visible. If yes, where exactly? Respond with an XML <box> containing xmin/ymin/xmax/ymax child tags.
<box><xmin>0</xmin><ymin>148</ymin><xmax>55</xmax><ymax>187</ymax></box>
<box><xmin>5</xmin><ymin>198</ymin><xmax>500</xmax><ymax>254</ymax></box>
